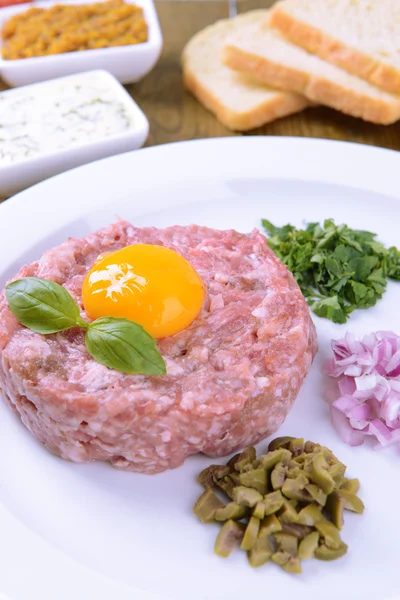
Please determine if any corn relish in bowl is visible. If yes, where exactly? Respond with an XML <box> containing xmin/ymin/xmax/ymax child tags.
<box><xmin>2</xmin><ymin>0</ymin><xmax>148</xmax><ymax>60</ymax></box>
<box><xmin>0</xmin><ymin>0</ymin><xmax>163</xmax><ymax>87</ymax></box>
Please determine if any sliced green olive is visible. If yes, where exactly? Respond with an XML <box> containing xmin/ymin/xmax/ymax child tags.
<box><xmin>233</xmin><ymin>446</ymin><xmax>257</xmax><ymax>472</ymax></box>
<box><xmin>317</xmin><ymin>445</ymin><xmax>337</xmax><ymax>464</ymax></box>
<box><xmin>278</xmin><ymin>498</ymin><xmax>299</xmax><ymax>523</ymax></box>
<box><xmin>195</xmin><ymin>437</ymin><xmax>363</xmax><ymax>574</ymax></box>
<box><xmin>315</xmin><ymin>520</ymin><xmax>342</xmax><ymax>550</ymax></box>
<box><xmin>274</xmin><ymin>533</ymin><xmax>298</xmax><ymax>556</ymax></box>
<box><xmin>261</xmin><ymin>448</ymin><xmax>292</xmax><ymax>470</ymax></box>
<box><xmin>305</xmin><ymin>483</ymin><xmax>327</xmax><ymax>506</ymax></box>
<box><xmin>337</xmin><ymin>489</ymin><xmax>365</xmax><ymax>514</ymax></box>
<box><xmin>198</xmin><ymin>464</ymin><xmax>231</xmax><ymax>489</ymax></box>
<box><xmin>315</xmin><ymin>542</ymin><xmax>348</xmax><ymax>561</ymax></box>
<box><xmin>281</xmin><ymin>474</ymin><xmax>310</xmax><ymax>501</ymax></box>
<box><xmin>297</xmin><ymin>504</ymin><xmax>323</xmax><ymax>526</ymax></box>
<box><xmin>253</xmin><ymin>501</ymin><xmax>266</xmax><ymax>520</ymax></box>
<box><xmin>326</xmin><ymin>491</ymin><xmax>345</xmax><ymax>530</ymax></box>
<box><xmin>272</xmin><ymin>551</ymin><xmax>291</xmax><ymax>566</ymax></box>
<box><xmin>304</xmin><ymin>440</ymin><xmax>317</xmax><ymax>453</ymax></box>
<box><xmin>214</xmin><ymin>520</ymin><xmax>245</xmax><ymax>558</ymax></box>
<box><xmin>292</xmin><ymin>455</ymin><xmax>307</xmax><ymax>466</ymax></box>
<box><xmin>311</xmin><ymin>453</ymin><xmax>335</xmax><ymax>495</ymax></box>
<box><xmin>289</xmin><ymin>438</ymin><xmax>305</xmax><ymax>457</ymax></box>
<box><xmin>286</xmin><ymin>465</ymin><xmax>304</xmax><ymax>479</ymax></box>
<box><xmin>328</xmin><ymin>461</ymin><xmax>347</xmax><ymax>479</ymax></box>
<box><xmin>243</xmin><ymin>446</ymin><xmax>257</xmax><ymax>461</ymax></box>
<box><xmin>340</xmin><ymin>478</ymin><xmax>360</xmax><ymax>494</ymax></box>
<box><xmin>271</xmin><ymin>463</ymin><xmax>287</xmax><ymax>490</ymax></box>
<box><xmin>227</xmin><ymin>453</ymin><xmax>241</xmax><ymax>469</ymax></box>
<box><xmin>259</xmin><ymin>514</ymin><xmax>282</xmax><ymax>537</ymax></box>
<box><xmin>215</xmin><ymin>502</ymin><xmax>248</xmax><ymax>522</ymax></box>
<box><xmin>239</xmin><ymin>468</ymin><xmax>268</xmax><ymax>495</ymax></box>
<box><xmin>193</xmin><ymin>489</ymin><xmax>224</xmax><ymax>523</ymax></box>
<box><xmin>302</xmin><ymin>456</ymin><xmax>315</xmax><ymax>475</ymax></box>
<box><xmin>333</xmin><ymin>475</ymin><xmax>345</xmax><ymax>488</ymax></box>
<box><xmin>283</xmin><ymin>557</ymin><xmax>302</xmax><ymax>574</ymax></box>
<box><xmin>281</xmin><ymin>522</ymin><xmax>312</xmax><ymax>540</ymax></box>
<box><xmin>241</xmin><ymin>446</ymin><xmax>257</xmax><ymax>460</ymax></box>
<box><xmin>240</xmin><ymin>516</ymin><xmax>260</xmax><ymax>551</ymax></box>
<box><xmin>232</xmin><ymin>486</ymin><xmax>263</xmax><ymax>508</ymax></box>
<box><xmin>215</xmin><ymin>476</ymin><xmax>235</xmax><ymax>500</ymax></box>
<box><xmin>298</xmin><ymin>531</ymin><xmax>320</xmax><ymax>559</ymax></box>
<box><xmin>247</xmin><ymin>534</ymin><xmax>273</xmax><ymax>567</ymax></box>
<box><xmin>268</xmin><ymin>436</ymin><xmax>295</xmax><ymax>452</ymax></box>
<box><xmin>229</xmin><ymin>472</ymin><xmax>241</xmax><ymax>486</ymax></box>
<box><xmin>240</xmin><ymin>462</ymin><xmax>256</xmax><ymax>473</ymax></box>
<box><xmin>263</xmin><ymin>490</ymin><xmax>284</xmax><ymax>515</ymax></box>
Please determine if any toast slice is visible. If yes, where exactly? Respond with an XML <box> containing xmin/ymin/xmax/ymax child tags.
<box><xmin>181</xmin><ymin>11</ymin><xmax>310</xmax><ymax>132</ymax></box>
<box><xmin>269</xmin><ymin>0</ymin><xmax>400</xmax><ymax>95</ymax></box>
<box><xmin>222</xmin><ymin>11</ymin><xmax>400</xmax><ymax>125</ymax></box>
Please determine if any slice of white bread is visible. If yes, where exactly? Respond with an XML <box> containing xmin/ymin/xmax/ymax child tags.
<box><xmin>222</xmin><ymin>10</ymin><xmax>400</xmax><ymax>125</ymax></box>
<box><xmin>181</xmin><ymin>12</ymin><xmax>310</xmax><ymax>132</ymax></box>
<box><xmin>269</xmin><ymin>0</ymin><xmax>400</xmax><ymax>95</ymax></box>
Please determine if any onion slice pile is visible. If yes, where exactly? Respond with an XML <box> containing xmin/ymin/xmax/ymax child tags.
<box><xmin>325</xmin><ymin>331</ymin><xmax>400</xmax><ymax>449</ymax></box>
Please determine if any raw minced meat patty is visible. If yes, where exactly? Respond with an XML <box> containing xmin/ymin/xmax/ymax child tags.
<box><xmin>0</xmin><ymin>221</ymin><xmax>317</xmax><ymax>474</ymax></box>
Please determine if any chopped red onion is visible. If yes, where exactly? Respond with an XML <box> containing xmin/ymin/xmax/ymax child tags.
<box><xmin>326</xmin><ymin>331</ymin><xmax>400</xmax><ymax>450</ymax></box>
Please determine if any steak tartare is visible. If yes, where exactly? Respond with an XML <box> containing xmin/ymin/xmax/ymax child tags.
<box><xmin>0</xmin><ymin>221</ymin><xmax>317</xmax><ymax>473</ymax></box>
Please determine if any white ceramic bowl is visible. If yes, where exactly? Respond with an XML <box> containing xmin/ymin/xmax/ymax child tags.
<box><xmin>0</xmin><ymin>70</ymin><xmax>149</xmax><ymax>196</ymax></box>
<box><xmin>0</xmin><ymin>0</ymin><xmax>163</xmax><ymax>87</ymax></box>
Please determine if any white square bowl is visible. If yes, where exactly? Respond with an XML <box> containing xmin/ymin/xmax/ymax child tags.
<box><xmin>0</xmin><ymin>70</ymin><xmax>149</xmax><ymax>196</ymax></box>
<box><xmin>0</xmin><ymin>0</ymin><xmax>163</xmax><ymax>87</ymax></box>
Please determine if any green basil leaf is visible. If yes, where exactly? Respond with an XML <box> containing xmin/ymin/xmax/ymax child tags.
<box><xmin>85</xmin><ymin>317</ymin><xmax>166</xmax><ymax>376</ymax></box>
<box><xmin>6</xmin><ymin>277</ymin><xmax>81</xmax><ymax>334</ymax></box>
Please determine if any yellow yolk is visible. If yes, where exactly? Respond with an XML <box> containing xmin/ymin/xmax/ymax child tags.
<box><xmin>82</xmin><ymin>244</ymin><xmax>205</xmax><ymax>338</ymax></box>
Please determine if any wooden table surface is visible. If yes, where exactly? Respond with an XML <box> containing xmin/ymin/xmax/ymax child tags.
<box><xmin>1</xmin><ymin>0</ymin><xmax>400</xmax><ymax>201</ymax></box>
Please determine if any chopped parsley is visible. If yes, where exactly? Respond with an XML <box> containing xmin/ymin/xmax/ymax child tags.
<box><xmin>262</xmin><ymin>219</ymin><xmax>400</xmax><ymax>324</ymax></box>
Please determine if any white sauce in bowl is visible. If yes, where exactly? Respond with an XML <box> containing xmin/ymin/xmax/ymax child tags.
<box><xmin>0</xmin><ymin>71</ymin><xmax>136</xmax><ymax>165</ymax></box>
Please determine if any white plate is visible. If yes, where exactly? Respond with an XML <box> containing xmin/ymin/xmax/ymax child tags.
<box><xmin>0</xmin><ymin>0</ymin><xmax>162</xmax><ymax>87</ymax></box>
<box><xmin>0</xmin><ymin>70</ymin><xmax>149</xmax><ymax>196</ymax></box>
<box><xmin>0</xmin><ymin>137</ymin><xmax>399</xmax><ymax>600</ymax></box>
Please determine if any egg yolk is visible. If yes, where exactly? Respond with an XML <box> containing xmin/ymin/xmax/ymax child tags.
<box><xmin>82</xmin><ymin>244</ymin><xmax>205</xmax><ymax>338</ymax></box>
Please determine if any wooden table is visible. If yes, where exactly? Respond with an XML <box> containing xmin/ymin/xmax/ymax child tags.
<box><xmin>1</xmin><ymin>0</ymin><xmax>400</xmax><ymax>200</ymax></box>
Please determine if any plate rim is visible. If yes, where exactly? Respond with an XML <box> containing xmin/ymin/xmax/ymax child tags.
<box><xmin>2</xmin><ymin>135</ymin><xmax>400</xmax><ymax>207</ymax></box>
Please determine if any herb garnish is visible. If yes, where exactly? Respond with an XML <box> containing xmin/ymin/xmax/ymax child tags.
<box><xmin>5</xmin><ymin>277</ymin><xmax>166</xmax><ymax>376</ymax></box>
<box><xmin>262</xmin><ymin>219</ymin><xmax>400</xmax><ymax>324</ymax></box>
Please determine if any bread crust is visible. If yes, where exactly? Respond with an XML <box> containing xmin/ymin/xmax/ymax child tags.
<box><xmin>182</xmin><ymin>66</ymin><xmax>308</xmax><ymax>131</ymax></box>
<box><xmin>223</xmin><ymin>43</ymin><xmax>400</xmax><ymax>124</ymax></box>
<box><xmin>270</xmin><ymin>6</ymin><xmax>400</xmax><ymax>95</ymax></box>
